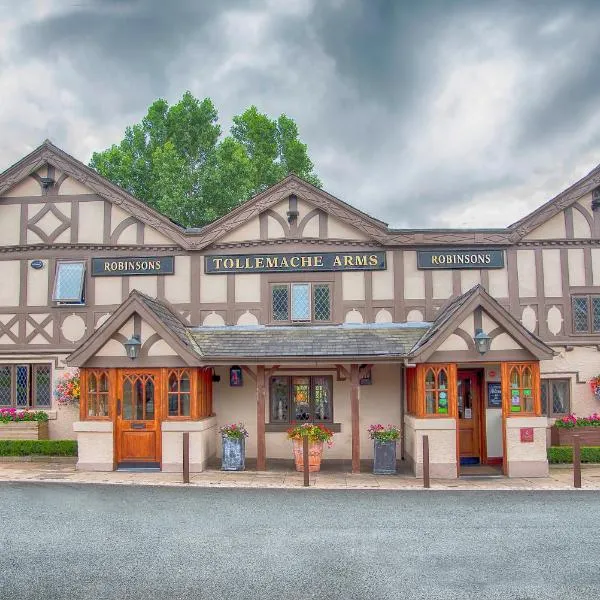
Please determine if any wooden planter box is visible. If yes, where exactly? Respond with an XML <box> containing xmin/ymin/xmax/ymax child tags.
<box><xmin>551</xmin><ymin>426</ymin><xmax>600</xmax><ymax>446</ymax></box>
<box><xmin>0</xmin><ymin>421</ymin><xmax>49</xmax><ymax>440</ymax></box>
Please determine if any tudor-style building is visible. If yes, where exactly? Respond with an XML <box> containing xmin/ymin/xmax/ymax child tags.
<box><xmin>1</xmin><ymin>140</ymin><xmax>599</xmax><ymax>477</ymax></box>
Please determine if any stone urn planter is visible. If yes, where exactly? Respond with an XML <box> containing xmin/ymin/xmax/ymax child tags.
<box><xmin>221</xmin><ymin>436</ymin><xmax>245</xmax><ymax>471</ymax></box>
<box><xmin>292</xmin><ymin>439</ymin><xmax>324</xmax><ymax>472</ymax></box>
<box><xmin>551</xmin><ymin>426</ymin><xmax>600</xmax><ymax>447</ymax></box>
<box><xmin>373</xmin><ymin>439</ymin><xmax>397</xmax><ymax>474</ymax></box>
<box><xmin>219</xmin><ymin>423</ymin><xmax>248</xmax><ymax>471</ymax></box>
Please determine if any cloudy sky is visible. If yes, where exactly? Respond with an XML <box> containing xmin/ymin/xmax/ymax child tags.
<box><xmin>1</xmin><ymin>0</ymin><xmax>600</xmax><ymax>228</ymax></box>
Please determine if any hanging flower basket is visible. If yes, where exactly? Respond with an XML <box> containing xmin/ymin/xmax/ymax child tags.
<box><xmin>55</xmin><ymin>370</ymin><xmax>81</xmax><ymax>407</ymax></box>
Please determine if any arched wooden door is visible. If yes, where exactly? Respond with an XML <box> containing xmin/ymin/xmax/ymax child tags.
<box><xmin>115</xmin><ymin>370</ymin><xmax>161</xmax><ymax>468</ymax></box>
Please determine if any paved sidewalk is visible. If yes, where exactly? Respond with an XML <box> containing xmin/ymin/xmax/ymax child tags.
<box><xmin>0</xmin><ymin>459</ymin><xmax>597</xmax><ymax>490</ymax></box>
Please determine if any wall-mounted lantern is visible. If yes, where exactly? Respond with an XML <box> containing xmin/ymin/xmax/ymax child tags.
<box><xmin>229</xmin><ymin>365</ymin><xmax>243</xmax><ymax>387</ymax></box>
<box><xmin>473</xmin><ymin>328</ymin><xmax>492</xmax><ymax>355</ymax></box>
<box><xmin>124</xmin><ymin>334</ymin><xmax>141</xmax><ymax>360</ymax></box>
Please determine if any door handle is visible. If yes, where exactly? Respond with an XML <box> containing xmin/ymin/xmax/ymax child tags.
<box><xmin>117</xmin><ymin>399</ymin><xmax>121</xmax><ymax>416</ymax></box>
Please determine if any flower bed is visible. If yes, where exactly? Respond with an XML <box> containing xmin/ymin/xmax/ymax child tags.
<box><xmin>551</xmin><ymin>414</ymin><xmax>600</xmax><ymax>446</ymax></box>
<box><xmin>0</xmin><ymin>409</ymin><xmax>49</xmax><ymax>440</ymax></box>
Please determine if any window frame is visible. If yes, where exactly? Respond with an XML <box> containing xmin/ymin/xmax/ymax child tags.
<box><xmin>52</xmin><ymin>260</ymin><xmax>86</xmax><ymax>305</ymax></box>
<box><xmin>166</xmin><ymin>368</ymin><xmax>193</xmax><ymax>420</ymax></box>
<box><xmin>83</xmin><ymin>369</ymin><xmax>111</xmax><ymax>420</ymax></box>
<box><xmin>571</xmin><ymin>294</ymin><xmax>600</xmax><ymax>335</ymax></box>
<box><xmin>0</xmin><ymin>363</ymin><xmax>53</xmax><ymax>409</ymax></box>
<box><xmin>268</xmin><ymin>375</ymin><xmax>334</xmax><ymax>425</ymax></box>
<box><xmin>270</xmin><ymin>282</ymin><xmax>333</xmax><ymax>324</ymax></box>
<box><xmin>541</xmin><ymin>378</ymin><xmax>571</xmax><ymax>418</ymax></box>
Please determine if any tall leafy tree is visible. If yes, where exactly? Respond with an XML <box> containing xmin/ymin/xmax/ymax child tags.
<box><xmin>90</xmin><ymin>92</ymin><xmax>321</xmax><ymax>227</ymax></box>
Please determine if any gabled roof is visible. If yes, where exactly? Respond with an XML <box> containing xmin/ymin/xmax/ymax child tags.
<box><xmin>409</xmin><ymin>285</ymin><xmax>554</xmax><ymax>361</ymax></box>
<box><xmin>509</xmin><ymin>162</ymin><xmax>600</xmax><ymax>240</ymax></box>
<box><xmin>0</xmin><ymin>140</ymin><xmax>188</xmax><ymax>247</ymax></box>
<box><xmin>189</xmin><ymin>323</ymin><xmax>429</xmax><ymax>363</ymax></box>
<box><xmin>189</xmin><ymin>174</ymin><xmax>391</xmax><ymax>249</ymax></box>
<box><xmin>66</xmin><ymin>290</ymin><xmax>201</xmax><ymax>367</ymax></box>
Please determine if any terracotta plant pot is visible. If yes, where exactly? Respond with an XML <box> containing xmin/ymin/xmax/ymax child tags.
<box><xmin>292</xmin><ymin>438</ymin><xmax>324</xmax><ymax>472</ymax></box>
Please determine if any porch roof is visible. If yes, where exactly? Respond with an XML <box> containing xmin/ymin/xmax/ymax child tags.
<box><xmin>189</xmin><ymin>323</ymin><xmax>431</xmax><ymax>361</ymax></box>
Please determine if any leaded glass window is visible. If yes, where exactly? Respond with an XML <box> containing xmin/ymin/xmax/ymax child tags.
<box><xmin>272</xmin><ymin>286</ymin><xmax>289</xmax><ymax>321</ymax></box>
<box><xmin>34</xmin><ymin>365</ymin><xmax>52</xmax><ymax>407</ymax></box>
<box><xmin>87</xmin><ymin>371</ymin><xmax>109</xmax><ymax>418</ymax></box>
<box><xmin>271</xmin><ymin>283</ymin><xmax>332</xmax><ymax>323</ymax></box>
<box><xmin>424</xmin><ymin>367</ymin><xmax>449</xmax><ymax>415</ymax></box>
<box><xmin>53</xmin><ymin>261</ymin><xmax>85</xmax><ymax>303</ymax></box>
<box><xmin>269</xmin><ymin>375</ymin><xmax>333</xmax><ymax>424</ymax></box>
<box><xmin>291</xmin><ymin>284</ymin><xmax>310</xmax><ymax>321</ymax></box>
<box><xmin>167</xmin><ymin>370</ymin><xmax>191</xmax><ymax>417</ymax></box>
<box><xmin>313</xmin><ymin>285</ymin><xmax>331</xmax><ymax>321</ymax></box>
<box><xmin>0</xmin><ymin>367</ymin><xmax>11</xmax><ymax>406</ymax></box>
<box><xmin>0</xmin><ymin>364</ymin><xmax>52</xmax><ymax>408</ymax></box>
<box><xmin>541</xmin><ymin>379</ymin><xmax>570</xmax><ymax>416</ymax></box>
<box><xmin>571</xmin><ymin>295</ymin><xmax>600</xmax><ymax>334</ymax></box>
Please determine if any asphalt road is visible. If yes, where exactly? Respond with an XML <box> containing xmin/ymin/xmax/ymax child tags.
<box><xmin>0</xmin><ymin>483</ymin><xmax>598</xmax><ymax>600</ymax></box>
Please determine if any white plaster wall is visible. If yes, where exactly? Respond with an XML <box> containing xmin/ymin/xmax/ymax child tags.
<box><xmin>59</xmin><ymin>177</ymin><xmax>93</xmax><ymax>195</ymax></box>
<box><xmin>78</xmin><ymin>201</ymin><xmax>105</xmax><ymax>243</ymax></box>
<box><xmin>404</xmin><ymin>416</ymin><xmax>457</xmax><ymax>477</ymax></box>
<box><xmin>0</xmin><ymin>261</ymin><xmax>20</xmax><ymax>306</ymax></box>
<box><xmin>403</xmin><ymin>251</ymin><xmax>425</xmax><ymax>299</ymax></box>
<box><xmin>165</xmin><ymin>256</ymin><xmax>191</xmax><ymax>304</ymax></box>
<box><xmin>327</xmin><ymin>217</ymin><xmax>369</xmax><ymax>240</ymax></box>
<box><xmin>147</xmin><ymin>339</ymin><xmax>177</xmax><ymax>356</ymax></box>
<box><xmin>542</xmin><ymin>249</ymin><xmax>562</xmax><ymax>297</ymax></box>
<box><xmin>592</xmin><ymin>249</ymin><xmax>600</xmax><ymax>286</ymax></box>
<box><xmin>573</xmin><ymin>209</ymin><xmax>591</xmax><ymax>238</ymax></box>
<box><xmin>235</xmin><ymin>274</ymin><xmax>261</xmax><ymax>303</ymax></box>
<box><xmin>491</xmin><ymin>332</ymin><xmax>522</xmax><ymax>351</ymax></box>
<box><xmin>436</xmin><ymin>333</ymin><xmax>469</xmax><ymax>351</ymax></box>
<box><xmin>94</xmin><ymin>277</ymin><xmax>122</xmax><ymax>306</ymax></box>
<box><xmin>484</xmin><ymin>365</ymin><xmax>503</xmax><ymax>458</ymax></box>
<box><xmin>0</xmin><ymin>204</ymin><xmax>20</xmax><ymax>245</ymax></box>
<box><xmin>267</xmin><ymin>214</ymin><xmax>286</xmax><ymax>239</ymax></box>
<box><xmin>457</xmin><ymin>314</ymin><xmax>475</xmax><ymax>337</ymax></box>
<box><xmin>517</xmin><ymin>250</ymin><xmax>536</xmax><ymax>296</ymax></box>
<box><xmin>128</xmin><ymin>275</ymin><xmax>158</xmax><ymax>297</ymax></box>
<box><xmin>27</xmin><ymin>260</ymin><xmax>48</xmax><ymax>306</ymax></box>
<box><xmin>372</xmin><ymin>252</ymin><xmax>394</xmax><ymax>300</ymax></box>
<box><xmin>302</xmin><ymin>214</ymin><xmax>319</xmax><ymax>238</ymax></box>
<box><xmin>219</xmin><ymin>218</ymin><xmax>261</xmax><ymax>243</ymax></box>
<box><xmin>568</xmin><ymin>249</ymin><xmax>585</xmax><ymax>287</ymax></box>
<box><xmin>541</xmin><ymin>346</ymin><xmax>600</xmax><ymax>417</ymax></box>
<box><xmin>460</xmin><ymin>270</ymin><xmax>480</xmax><ymax>293</ymax></box>
<box><xmin>432</xmin><ymin>270</ymin><xmax>452</xmax><ymax>299</ymax></box>
<box><xmin>524</xmin><ymin>212</ymin><xmax>566</xmax><ymax>240</ymax></box>
<box><xmin>200</xmin><ymin>258</ymin><xmax>227</xmax><ymax>303</ymax></box>
<box><xmin>342</xmin><ymin>271</ymin><xmax>365</xmax><ymax>301</ymax></box>
<box><xmin>144</xmin><ymin>226</ymin><xmax>173</xmax><ymax>245</ymax></box>
<box><xmin>487</xmin><ymin>267</ymin><xmax>509</xmax><ymax>298</ymax></box>
<box><xmin>3</xmin><ymin>177</ymin><xmax>40</xmax><ymax>197</ymax></box>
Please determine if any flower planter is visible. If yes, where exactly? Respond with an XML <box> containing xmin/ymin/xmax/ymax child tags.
<box><xmin>0</xmin><ymin>421</ymin><xmax>49</xmax><ymax>440</ymax></box>
<box><xmin>373</xmin><ymin>439</ymin><xmax>397</xmax><ymax>474</ymax></box>
<box><xmin>551</xmin><ymin>426</ymin><xmax>600</xmax><ymax>447</ymax></box>
<box><xmin>292</xmin><ymin>439</ymin><xmax>324</xmax><ymax>472</ymax></box>
<box><xmin>221</xmin><ymin>436</ymin><xmax>245</xmax><ymax>471</ymax></box>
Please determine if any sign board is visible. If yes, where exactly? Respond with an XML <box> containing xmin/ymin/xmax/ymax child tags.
<box><xmin>520</xmin><ymin>427</ymin><xmax>534</xmax><ymax>443</ymax></box>
<box><xmin>417</xmin><ymin>249</ymin><xmax>504</xmax><ymax>270</ymax></box>
<box><xmin>205</xmin><ymin>251</ymin><xmax>387</xmax><ymax>274</ymax></box>
<box><xmin>487</xmin><ymin>382</ymin><xmax>502</xmax><ymax>408</ymax></box>
<box><xmin>91</xmin><ymin>256</ymin><xmax>175</xmax><ymax>277</ymax></box>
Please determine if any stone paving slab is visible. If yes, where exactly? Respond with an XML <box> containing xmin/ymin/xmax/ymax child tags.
<box><xmin>0</xmin><ymin>460</ymin><xmax>599</xmax><ymax>490</ymax></box>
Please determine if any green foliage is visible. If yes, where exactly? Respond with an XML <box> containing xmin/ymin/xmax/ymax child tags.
<box><xmin>0</xmin><ymin>440</ymin><xmax>77</xmax><ymax>456</ymax></box>
<box><xmin>90</xmin><ymin>93</ymin><xmax>321</xmax><ymax>227</ymax></box>
<box><xmin>547</xmin><ymin>446</ymin><xmax>600</xmax><ymax>463</ymax></box>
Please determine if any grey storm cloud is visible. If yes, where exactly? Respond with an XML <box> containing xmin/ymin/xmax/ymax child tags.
<box><xmin>3</xmin><ymin>0</ymin><xmax>600</xmax><ymax>228</ymax></box>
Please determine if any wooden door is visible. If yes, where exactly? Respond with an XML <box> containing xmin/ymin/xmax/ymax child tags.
<box><xmin>457</xmin><ymin>371</ymin><xmax>480</xmax><ymax>460</ymax></box>
<box><xmin>116</xmin><ymin>370</ymin><xmax>161</xmax><ymax>467</ymax></box>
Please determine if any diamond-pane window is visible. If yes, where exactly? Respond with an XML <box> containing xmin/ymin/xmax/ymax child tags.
<box><xmin>53</xmin><ymin>261</ymin><xmax>85</xmax><ymax>303</ymax></box>
<box><xmin>593</xmin><ymin>297</ymin><xmax>600</xmax><ymax>332</ymax></box>
<box><xmin>572</xmin><ymin>297</ymin><xmax>589</xmax><ymax>332</ymax></box>
<box><xmin>34</xmin><ymin>365</ymin><xmax>52</xmax><ymax>407</ymax></box>
<box><xmin>541</xmin><ymin>379</ymin><xmax>570</xmax><ymax>416</ymax></box>
<box><xmin>291</xmin><ymin>284</ymin><xmax>310</xmax><ymax>321</ymax></box>
<box><xmin>313</xmin><ymin>285</ymin><xmax>330</xmax><ymax>321</ymax></box>
<box><xmin>16</xmin><ymin>366</ymin><xmax>29</xmax><ymax>407</ymax></box>
<box><xmin>0</xmin><ymin>367</ymin><xmax>11</xmax><ymax>406</ymax></box>
<box><xmin>272</xmin><ymin>286</ymin><xmax>289</xmax><ymax>321</ymax></box>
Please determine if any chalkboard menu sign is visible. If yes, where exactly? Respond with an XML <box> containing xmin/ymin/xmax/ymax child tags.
<box><xmin>487</xmin><ymin>382</ymin><xmax>502</xmax><ymax>408</ymax></box>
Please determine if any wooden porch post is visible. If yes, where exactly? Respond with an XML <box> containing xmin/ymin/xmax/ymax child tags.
<box><xmin>257</xmin><ymin>365</ymin><xmax>266</xmax><ymax>471</ymax></box>
<box><xmin>351</xmin><ymin>363</ymin><xmax>360</xmax><ymax>474</ymax></box>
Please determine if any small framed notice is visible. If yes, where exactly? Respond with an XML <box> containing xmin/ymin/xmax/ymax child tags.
<box><xmin>487</xmin><ymin>382</ymin><xmax>502</xmax><ymax>408</ymax></box>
